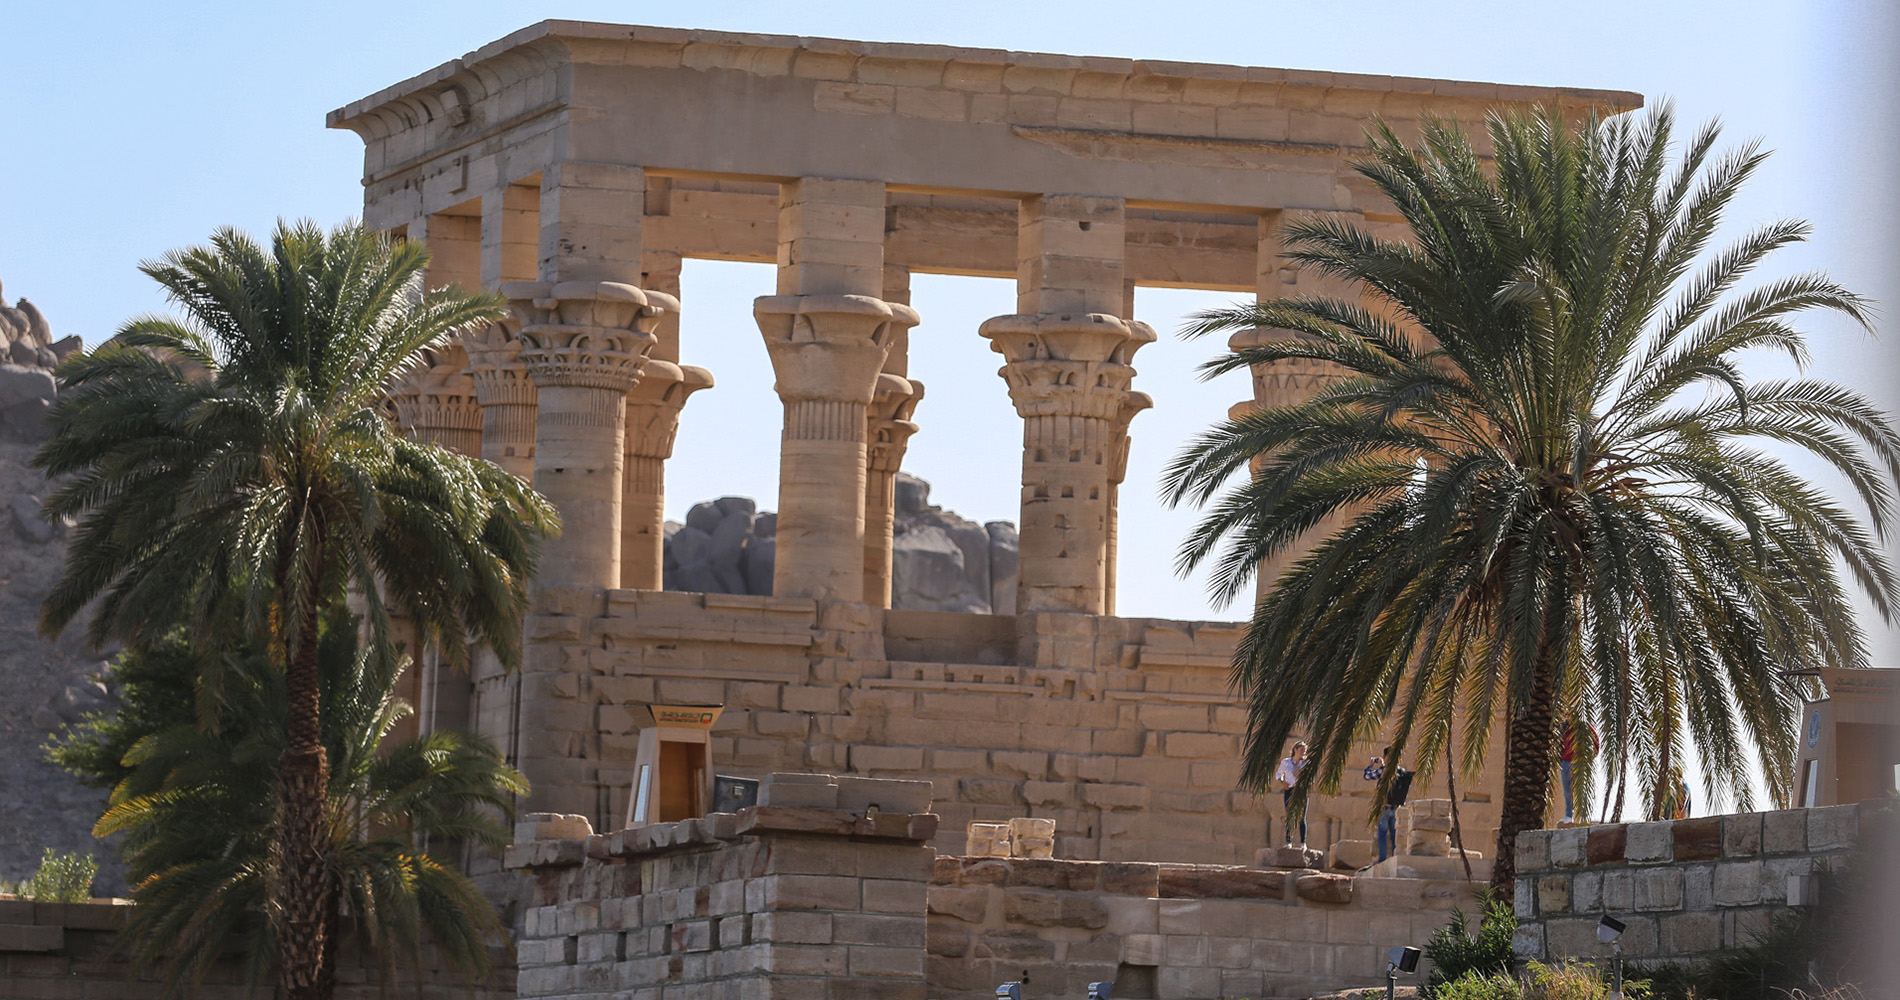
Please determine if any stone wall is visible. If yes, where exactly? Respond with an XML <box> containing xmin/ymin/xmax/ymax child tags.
<box><xmin>504</xmin><ymin>775</ymin><xmax>1486</xmax><ymax>1000</ymax></box>
<box><xmin>1510</xmin><ymin>803</ymin><xmax>1864</xmax><ymax>967</ymax></box>
<box><xmin>0</xmin><ymin>897</ymin><xmax>513</xmax><ymax>999</ymax></box>
<box><xmin>925</xmin><ymin>853</ymin><xmax>1477</xmax><ymax>1000</ymax></box>
<box><xmin>506</xmin><ymin>779</ymin><xmax>939</xmax><ymax>1000</ymax></box>
<box><xmin>479</xmin><ymin>588</ymin><xmax>1506</xmax><ymax>872</ymax></box>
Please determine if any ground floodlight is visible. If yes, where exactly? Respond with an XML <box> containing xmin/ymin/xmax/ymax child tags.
<box><xmin>1597</xmin><ymin>914</ymin><xmax>1626</xmax><ymax>944</ymax></box>
<box><xmin>1387</xmin><ymin>946</ymin><xmax>1421</xmax><ymax>974</ymax></box>
<box><xmin>996</xmin><ymin>983</ymin><xmax>1022</xmax><ymax>1000</ymax></box>
<box><xmin>1088</xmin><ymin>983</ymin><xmax>1114</xmax><ymax>1000</ymax></box>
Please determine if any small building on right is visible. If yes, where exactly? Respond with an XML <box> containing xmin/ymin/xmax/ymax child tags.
<box><xmin>1793</xmin><ymin>667</ymin><xmax>1900</xmax><ymax>807</ymax></box>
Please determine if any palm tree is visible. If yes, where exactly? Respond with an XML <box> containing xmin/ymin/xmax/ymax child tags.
<box><xmin>33</xmin><ymin>220</ymin><xmax>558</xmax><ymax>998</ymax></box>
<box><xmin>1165</xmin><ymin>104</ymin><xmax>1899</xmax><ymax>892</ymax></box>
<box><xmin>88</xmin><ymin>614</ymin><xmax>526</xmax><ymax>997</ymax></box>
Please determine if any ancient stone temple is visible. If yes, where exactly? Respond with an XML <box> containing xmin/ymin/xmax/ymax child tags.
<box><xmin>333</xmin><ymin>22</ymin><xmax>1639</xmax><ymax>870</ymax></box>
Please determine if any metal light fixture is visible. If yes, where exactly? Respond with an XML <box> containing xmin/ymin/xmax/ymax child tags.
<box><xmin>1598</xmin><ymin>914</ymin><xmax>1626</xmax><ymax>999</ymax></box>
<box><xmin>1087</xmin><ymin>983</ymin><xmax>1114</xmax><ymax>1000</ymax></box>
<box><xmin>1386</xmin><ymin>945</ymin><xmax>1421</xmax><ymax>1000</ymax></box>
<box><xmin>996</xmin><ymin>983</ymin><xmax>1022</xmax><ymax>1000</ymax></box>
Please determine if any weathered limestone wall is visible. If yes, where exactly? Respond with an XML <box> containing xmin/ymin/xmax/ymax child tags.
<box><xmin>503</xmin><ymin>779</ymin><xmax>1484</xmax><ymax>1000</ymax></box>
<box><xmin>925</xmin><ymin>854</ymin><xmax>1477</xmax><ymax>1000</ymax></box>
<box><xmin>0</xmin><ymin>898</ymin><xmax>513</xmax><ymax>1000</ymax></box>
<box><xmin>505</xmin><ymin>780</ymin><xmax>938</xmax><ymax>1000</ymax></box>
<box><xmin>1510</xmin><ymin>803</ymin><xmax>1865</xmax><ymax>968</ymax></box>
<box><xmin>484</xmin><ymin>588</ymin><xmax>1504</xmax><ymax>873</ymax></box>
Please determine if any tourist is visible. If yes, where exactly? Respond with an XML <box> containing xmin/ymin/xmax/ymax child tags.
<box><xmin>1274</xmin><ymin>741</ymin><xmax>1309</xmax><ymax>849</ymax></box>
<box><xmin>1364</xmin><ymin>747</ymin><xmax>1414</xmax><ymax>863</ymax></box>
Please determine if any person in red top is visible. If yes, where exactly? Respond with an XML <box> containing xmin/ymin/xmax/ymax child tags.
<box><xmin>1559</xmin><ymin>721</ymin><xmax>1599</xmax><ymax>822</ymax></box>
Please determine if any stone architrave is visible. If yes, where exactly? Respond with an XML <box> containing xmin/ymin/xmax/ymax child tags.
<box><xmin>388</xmin><ymin>343</ymin><xmax>484</xmax><ymax>458</ymax></box>
<box><xmin>864</xmin><ymin>367</ymin><xmax>924</xmax><ymax>608</ymax></box>
<box><xmin>622</xmin><ymin>360</ymin><xmax>714</xmax><ymax>591</ymax></box>
<box><xmin>508</xmin><ymin>280</ymin><xmax>672</xmax><ymax>591</ymax></box>
<box><xmin>980</xmin><ymin>312</ymin><xmax>1152</xmax><ymax>615</ymax></box>
<box><xmin>462</xmin><ymin>316</ymin><xmax>537</xmax><ymax>482</ymax></box>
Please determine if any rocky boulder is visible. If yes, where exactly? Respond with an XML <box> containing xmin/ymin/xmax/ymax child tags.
<box><xmin>659</xmin><ymin>473</ymin><xmax>1019</xmax><ymax>613</ymax></box>
<box><xmin>0</xmin><ymin>285</ymin><xmax>74</xmax><ymax>443</ymax></box>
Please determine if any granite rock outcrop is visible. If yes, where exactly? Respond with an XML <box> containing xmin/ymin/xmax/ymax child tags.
<box><xmin>662</xmin><ymin>473</ymin><xmax>1018</xmax><ymax>613</ymax></box>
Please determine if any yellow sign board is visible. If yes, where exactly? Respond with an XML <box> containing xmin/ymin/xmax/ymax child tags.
<box><xmin>645</xmin><ymin>704</ymin><xmax>724</xmax><ymax>729</ymax></box>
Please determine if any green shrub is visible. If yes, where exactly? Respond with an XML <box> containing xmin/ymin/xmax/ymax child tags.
<box><xmin>1422</xmin><ymin>891</ymin><xmax>1518</xmax><ymax>998</ymax></box>
<box><xmin>1436</xmin><ymin>971</ymin><xmax>1523</xmax><ymax>1000</ymax></box>
<box><xmin>12</xmin><ymin>849</ymin><xmax>97</xmax><ymax>902</ymax></box>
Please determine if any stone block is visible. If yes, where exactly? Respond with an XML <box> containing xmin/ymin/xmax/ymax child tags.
<box><xmin>837</xmin><ymin>776</ymin><xmax>932</xmax><ymax>814</ymax></box>
<box><xmin>1511</xmin><ymin>921</ymin><xmax>1546</xmax><ymax>961</ymax></box>
<box><xmin>1661</xmin><ymin>910</ymin><xmax>1722</xmax><ymax>955</ymax></box>
<box><xmin>1762</xmin><ymin>808</ymin><xmax>1807</xmax><ymax>853</ymax></box>
<box><xmin>1626</xmin><ymin>822</ymin><xmax>1674</xmax><ymax>863</ymax></box>
<box><xmin>1157</xmin><ymin>898</ymin><xmax>1202</xmax><ymax>935</ymax></box>
<box><xmin>1682</xmin><ymin>864</ymin><xmax>1714</xmax><ymax>910</ymax></box>
<box><xmin>758</xmin><ymin>776</ymin><xmax>840</xmax><ymax>809</ymax></box>
<box><xmin>1712</xmin><ymin>860</ymin><xmax>1763</xmax><ymax>906</ymax></box>
<box><xmin>1572</xmin><ymin>871</ymin><xmax>1602</xmax><ymax>912</ymax></box>
<box><xmin>862</xmin><ymin>878</ymin><xmax>926</xmax><ymax>914</ymax></box>
<box><xmin>1586</xmin><ymin>823</ymin><xmax>1628</xmax><ymax>865</ymax></box>
<box><xmin>1160</xmin><ymin>866</ymin><xmax>1286</xmax><ymax>899</ymax></box>
<box><xmin>1632</xmin><ymin>868</ymin><xmax>1684</xmax><ymax>911</ymax></box>
<box><xmin>1123</xmin><ymin>931</ymin><xmax>1165</xmax><ymax>965</ymax></box>
<box><xmin>1808</xmin><ymin>803</ymin><xmax>1860</xmax><ymax>850</ymax></box>
<box><xmin>1723</xmin><ymin>812</ymin><xmax>1764</xmax><ymax>856</ymax></box>
<box><xmin>1157</xmin><ymin>965</ymin><xmax>1222</xmax><ymax>1000</ymax></box>
<box><xmin>516</xmin><ymin>812</ymin><xmax>595</xmax><ymax>844</ymax></box>
<box><xmin>1537</xmin><ymin>875</ymin><xmax>1571</xmax><ymax>914</ymax></box>
<box><xmin>0</xmin><ymin>923</ymin><xmax>63</xmax><ymax>952</ymax></box>
<box><xmin>1295</xmin><ymin>872</ymin><xmax>1353</xmax><ymax>904</ymax></box>
<box><xmin>1516</xmin><ymin>829</ymin><xmax>1551</xmax><ymax>873</ymax></box>
<box><xmin>1549</xmin><ymin>827</ymin><xmax>1587</xmax><ymax>868</ymax></box>
<box><xmin>1672</xmin><ymin>817</ymin><xmax>1723</xmax><ymax>861</ymax></box>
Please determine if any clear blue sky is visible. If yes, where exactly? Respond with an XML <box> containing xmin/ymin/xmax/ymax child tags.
<box><xmin>5</xmin><ymin>0</ymin><xmax>1897</xmax><ymax>682</ymax></box>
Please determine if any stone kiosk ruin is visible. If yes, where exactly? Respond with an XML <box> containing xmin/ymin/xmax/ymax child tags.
<box><xmin>328</xmin><ymin>22</ymin><xmax>1643</xmax><ymax>997</ymax></box>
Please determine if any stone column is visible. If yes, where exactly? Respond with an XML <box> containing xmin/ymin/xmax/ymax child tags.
<box><xmin>462</xmin><ymin>318</ymin><xmax>537</xmax><ymax>481</ymax></box>
<box><xmin>618</xmin><ymin>251</ymin><xmax>713</xmax><ymax>591</ymax></box>
<box><xmin>1103</xmin><ymin>390</ymin><xmax>1152</xmax><ymax>617</ymax></box>
<box><xmin>864</xmin><ymin>370</ymin><xmax>923</xmax><ymax>607</ymax></box>
<box><xmin>981</xmin><ymin>194</ymin><xmax>1151</xmax><ymax>615</ymax></box>
<box><xmin>621</xmin><ymin>361</ymin><xmax>713</xmax><ymax>590</ymax></box>
<box><xmin>389</xmin><ymin>344</ymin><xmax>484</xmax><ymax>458</ymax></box>
<box><xmin>481</xmin><ymin>183</ymin><xmax>539</xmax><ymax>288</ymax></box>
<box><xmin>862</xmin><ymin>262</ymin><xmax>922</xmax><ymax>608</ymax></box>
<box><xmin>1245</xmin><ymin>209</ymin><xmax>1362</xmax><ymax>603</ymax></box>
<box><xmin>509</xmin><ymin>280</ymin><xmax>671</xmax><ymax>591</ymax></box>
<box><xmin>756</xmin><ymin>177</ymin><xmax>901</xmax><ymax>603</ymax></box>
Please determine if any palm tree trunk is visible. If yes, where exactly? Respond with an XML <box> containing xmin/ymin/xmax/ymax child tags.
<box><xmin>1446</xmin><ymin>736</ymin><xmax>1472</xmax><ymax>882</ymax></box>
<box><xmin>1489</xmin><ymin>641</ymin><xmax>1559</xmax><ymax>895</ymax></box>
<box><xmin>279</xmin><ymin>571</ymin><xmax>332</xmax><ymax>1000</ymax></box>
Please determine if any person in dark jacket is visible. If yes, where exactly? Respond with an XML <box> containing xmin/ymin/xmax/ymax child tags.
<box><xmin>1364</xmin><ymin>746</ymin><xmax>1414</xmax><ymax>863</ymax></box>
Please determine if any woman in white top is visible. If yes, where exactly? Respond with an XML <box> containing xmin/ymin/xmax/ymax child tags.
<box><xmin>1273</xmin><ymin>741</ymin><xmax>1308</xmax><ymax>848</ymax></box>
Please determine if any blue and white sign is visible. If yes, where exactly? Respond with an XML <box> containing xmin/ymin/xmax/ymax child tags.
<box><xmin>1806</xmin><ymin>710</ymin><xmax>1822</xmax><ymax>750</ymax></box>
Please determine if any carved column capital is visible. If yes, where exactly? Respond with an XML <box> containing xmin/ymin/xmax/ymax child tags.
<box><xmin>388</xmin><ymin>343</ymin><xmax>483</xmax><ymax>455</ymax></box>
<box><xmin>624</xmin><ymin>361</ymin><xmax>715</xmax><ymax>462</ymax></box>
<box><xmin>1108</xmin><ymin>390</ymin><xmax>1152</xmax><ymax>486</ymax></box>
<box><xmin>755</xmin><ymin>294</ymin><xmax>904</xmax><ymax>405</ymax></box>
<box><xmin>462</xmin><ymin>315</ymin><xmax>535</xmax><ymax>408</ymax></box>
<box><xmin>503</xmin><ymin>280</ymin><xmax>670</xmax><ymax>392</ymax></box>
<box><xmin>867</xmin><ymin>373</ymin><xmax>924</xmax><ymax>474</ymax></box>
<box><xmin>981</xmin><ymin>313</ymin><xmax>1155</xmax><ymax>420</ymax></box>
